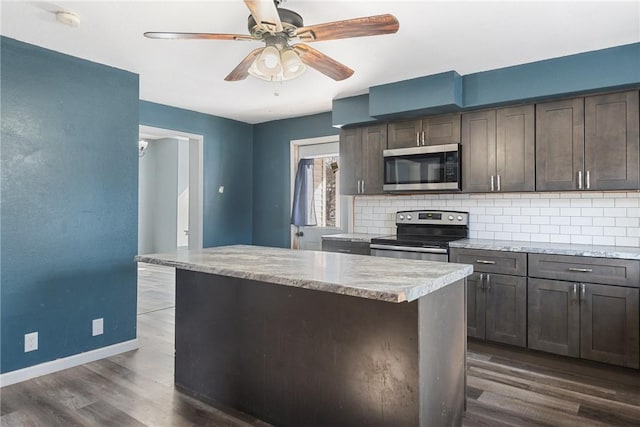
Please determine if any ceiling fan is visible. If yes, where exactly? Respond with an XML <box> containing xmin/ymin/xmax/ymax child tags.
<box><xmin>144</xmin><ymin>0</ymin><xmax>399</xmax><ymax>82</ymax></box>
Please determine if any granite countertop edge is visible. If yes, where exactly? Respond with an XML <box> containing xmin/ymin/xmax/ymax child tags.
<box><xmin>449</xmin><ymin>239</ymin><xmax>640</xmax><ymax>260</ymax></box>
<box><xmin>135</xmin><ymin>245</ymin><xmax>473</xmax><ymax>303</ymax></box>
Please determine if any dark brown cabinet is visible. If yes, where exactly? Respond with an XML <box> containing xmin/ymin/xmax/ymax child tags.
<box><xmin>339</xmin><ymin>124</ymin><xmax>387</xmax><ymax>195</ymax></box>
<box><xmin>536</xmin><ymin>90</ymin><xmax>640</xmax><ymax>191</ymax></box>
<box><xmin>461</xmin><ymin>105</ymin><xmax>534</xmax><ymax>193</ymax></box>
<box><xmin>450</xmin><ymin>248</ymin><xmax>527</xmax><ymax>347</ymax></box>
<box><xmin>528</xmin><ymin>254</ymin><xmax>640</xmax><ymax>369</ymax></box>
<box><xmin>387</xmin><ymin>114</ymin><xmax>460</xmax><ymax>149</ymax></box>
<box><xmin>322</xmin><ymin>239</ymin><xmax>370</xmax><ymax>255</ymax></box>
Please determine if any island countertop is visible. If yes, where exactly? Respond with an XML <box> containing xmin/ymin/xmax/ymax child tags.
<box><xmin>135</xmin><ymin>245</ymin><xmax>473</xmax><ymax>303</ymax></box>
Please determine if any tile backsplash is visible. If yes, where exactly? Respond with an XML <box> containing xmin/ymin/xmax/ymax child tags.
<box><xmin>353</xmin><ymin>192</ymin><xmax>640</xmax><ymax>247</ymax></box>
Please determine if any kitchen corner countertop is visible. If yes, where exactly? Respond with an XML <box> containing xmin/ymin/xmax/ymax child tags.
<box><xmin>450</xmin><ymin>239</ymin><xmax>640</xmax><ymax>260</ymax></box>
<box><xmin>321</xmin><ymin>233</ymin><xmax>380</xmax><ymax>242</ymax></box>
<box><xmin>135</xmin><ymin>245</ymin><xmax>472</xmax><ymax>303</ymax></box>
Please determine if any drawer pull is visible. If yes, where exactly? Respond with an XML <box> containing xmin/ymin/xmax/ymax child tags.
<box><xmin>337</xmin><ymin>249</ymin><xmax>351</xmax><ymax>253</ymax></box>
<box><xmin>476</xmin><ymin>259</ymin><xmax>496</xmax><ymax>265</ymax></box>
<box><xmin>568</xmin><ymin>268</ymin><xmax>593</xmax><ymax>273</ymax></box>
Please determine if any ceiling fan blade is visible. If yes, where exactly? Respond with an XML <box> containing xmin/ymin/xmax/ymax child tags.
<box><xmin>144</xmin><ymin>32</ymin><xmax>255</xmax><ymax>41</ymax></box>
<box><xmin>224</xmin><ymin>47</ymin><xmax>264</xmax><ymax>81</ymax></box>
<box><xmin>294</xmin><ymin>14</ymin><xmax>399</xmax><ymax>42</ymax></box>
<box><xmin>244</xmin><ymin>0</ymin><xmax>283</xmax><ymax>33</ymax></box>
<box><xmin>292</xmin><ymin>44</ymin><xmax>354</xmax><ymax>81</ymax></box>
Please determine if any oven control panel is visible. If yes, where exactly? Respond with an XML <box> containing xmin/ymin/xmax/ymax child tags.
<box><xmin>396</xmin><ymin>210</ymin><xmax>468</xmax><ymax>226</ymax></box>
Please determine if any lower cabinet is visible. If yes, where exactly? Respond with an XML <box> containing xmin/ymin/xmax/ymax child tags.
<box><xmin>528</xmin><ymin>277</ymin><xmax>640</xmax><ymax>369</ymax></box>
<box><xmin>450</xmin><ymin>248</ymin><xmax>527</xmax><ymax>347</ymax></box>
<box><xmin>468</xmin><ymin>272</ymin><xmax>527</xmax><ymax>347</ymax></box>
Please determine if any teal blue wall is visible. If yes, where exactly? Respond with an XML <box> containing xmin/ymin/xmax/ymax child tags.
<box><xmin>332</xmin><ymin>42</ymin><xmax>640</xmax><ymax>127</ymax></box>
<box><xmin>252</xmin><ymin>113</ymin><xmax>337</xmax><ymax>248</ymax></box>
<box><xmin>1</xmin><ymin>38</ymin><xmax>139</xmax><ymax>373</ymax></box>
<box><xmin>139</xmin><ymin>102</ymin><xmax>253</xmax><ymax>247</ymax></box>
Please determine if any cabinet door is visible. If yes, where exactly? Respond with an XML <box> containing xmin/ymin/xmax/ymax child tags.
<box><xmin>496</xmin><ymin>105</ymin><xmax>535</xmax><ymax>192</ymax></box>
<box><xmin>387</xmin><ymin>119</ymin><xmax>421</xmax><ymax>149</ymax></box>
<box><xmin>461</xmin><ymin>110</ymin><xmax>496</xmax><ymax>192</ymax></box>
<box><xmin>339</xmin><ymin>127</ymin><xmax>361</xmax><ymax>195</ymax></box>
<box><xmin>585</xmin><ymin>91</ymin><xmax>640</xmax><ymax>190</ymax></box>
<box><xmin>485</xmin><ymin>274</ymin><xmax>527</xmax><ymax>347</ymax></box>
<box><xmin>466</xmin><ymin>273</ymin><xmax>486</xmax><ymax>339</ymax></box>
<box><xmin>423</xmin><ymin>113</ymin><xmax>461</xmax><ymax>146</ymax></box>
<box><xmin>360</xmin><ymin>124</ymin><xmax>387</xmax><ymax>195</ymax></box>
<box><xmin>535</xmin><ymin>98</ymin><xmax>585</xmax><ymax>191</ymax></box>
<box><xmin>581</xmin><ymin>283</ymin><xmax>639</xmax><ymax>369</ymax></box>
<box><xmin>528</xmin><ymin>278</ymin><xmax>580</xmax><ymax>357</ymax></box>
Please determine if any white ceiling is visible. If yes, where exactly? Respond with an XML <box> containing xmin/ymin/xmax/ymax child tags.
<box><xmin>2</xmin><ymin>1</ymin><xmax>639</xmax><ymax>124</ymax></box>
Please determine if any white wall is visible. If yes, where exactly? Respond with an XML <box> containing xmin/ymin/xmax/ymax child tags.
<box><xmin>354</xmin><ymin>191</ymin><xmax>640</xmax><ymax>247</ymax></box>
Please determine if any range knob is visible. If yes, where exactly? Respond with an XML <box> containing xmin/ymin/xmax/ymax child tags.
<box><xmin>448</xmin><ymin>215</ymin><xmax>454</xmax><ymax>221</ymax></box>
<box><xmin>457</xmin><ymin>215</ymin><xmax>463</xmax><ymax>221</ymax></box>
<box><xmin>406</xmin><ymin>214</ymin><xmax>412</xmax><ymax>220</ymax></box>
<box><xmin>398</xmin><ymin>214</ymin><xmax>405</xmax><ymax>220</ymax></box>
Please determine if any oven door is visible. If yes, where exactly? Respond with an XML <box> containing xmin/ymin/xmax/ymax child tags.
<box><xmin>383</xmin><ymin>144</ymin><xmax>460</xmax><ymax>192</ymax></box>
<box><xmin>370</xmin><ymin>244</ymin><xmax>448</xmax><ymax>262</ymax></box>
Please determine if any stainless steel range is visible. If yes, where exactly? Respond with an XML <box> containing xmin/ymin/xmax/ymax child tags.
<box><xmin>370</xmin><ymin>210</ymin><xmax>469</xmax><ymax>262</ymax></box>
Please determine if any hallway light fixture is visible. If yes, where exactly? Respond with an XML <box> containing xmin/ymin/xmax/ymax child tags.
<box><xmin>139</xmin><ymin>139</ymin><xmax>149</xmax><ymax>157</ymax></box>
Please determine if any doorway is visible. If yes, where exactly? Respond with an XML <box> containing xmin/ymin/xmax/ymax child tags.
<box><xmin>138</xmin><ymin>125</ymin><xmax>204</xmax><ymax>253</ymax></box>
<box><xmin>290</xmin><ymin>135</ymin><xmax>353</xmax><ymax>250</ymax></box>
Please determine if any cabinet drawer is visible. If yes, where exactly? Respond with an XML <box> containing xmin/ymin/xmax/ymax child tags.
<box><xmin>449</xmin><ymin>248</ymin><xmax>526</xmax><ymax>276</ymax></box>
<box><xmin>529</xmin><ymin>254</ymin><xmax>640</xmax><ymax>288</ymax></box>
<box><xmin>322</xmin><ymin>240</ymin><xmax>370</xmax><ymax>256</ymax></box>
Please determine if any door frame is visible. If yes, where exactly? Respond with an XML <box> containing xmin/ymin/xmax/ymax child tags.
<box><xmin>139</xmin><ymin>125</ymin><xmax>204</xmax><ymax>250</ymax></box>
<box><xmin>289</xmin><ymin>135</ymin><xmax>343</xmax><ymax>249</ymax></box>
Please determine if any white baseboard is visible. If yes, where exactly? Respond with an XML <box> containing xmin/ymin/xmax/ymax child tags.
<box><xmin>0</xmin><ymin>339</ymin><xmax>139</xmax><ymax>387</ymax></box>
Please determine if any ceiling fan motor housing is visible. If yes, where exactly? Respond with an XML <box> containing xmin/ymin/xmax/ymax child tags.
<box><xmin>248</xmin><ymin>8</ymin><xmax>303</xmax><ymax>39</ymax></box>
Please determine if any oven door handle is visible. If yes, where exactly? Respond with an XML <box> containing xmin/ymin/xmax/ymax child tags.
<box><xmin>370</xmin><ymin>244</ymin><xmax>448</xmax><ymax>254</ymax></box>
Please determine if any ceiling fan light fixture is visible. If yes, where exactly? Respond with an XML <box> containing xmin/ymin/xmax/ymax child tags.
<box><xmin>281</xmin><ymin>48</ymin><xmax>305</xmax><ymax>79</ymax></box>
<box><xmin>256</xmin><ymin>45</ymin><xmax>282</xmax><ymax>76</ymax></box>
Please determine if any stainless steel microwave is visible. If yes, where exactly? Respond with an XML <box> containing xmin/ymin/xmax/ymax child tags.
<box><xmin>383</xmin><ymin>144</ymin><xmax>461</xmax><ymax>192</ymax></box>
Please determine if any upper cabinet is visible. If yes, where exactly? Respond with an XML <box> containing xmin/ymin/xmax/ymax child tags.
<box><xmin>339</xmin><ymin>124</ymin><xmax>387</xmax><ymax>195</ymax></box>
<box><xmin>585</xmin><ymin>91</ymin><xmax>640</xmax><ymax>190</ymax></box>
<box><xmin>461</xmin><ymin>105</ymin><xmax>535</xmax><ymax>193</ymax></box>
<box><xmin>536</xmin><ymin>91</ymin><xmax>639</xmax><ymax>191</ymax></box>
<box><xmin>387</xmin><ymin>113</ymin><xmax>461</xmax><ymax>149</ymax></box>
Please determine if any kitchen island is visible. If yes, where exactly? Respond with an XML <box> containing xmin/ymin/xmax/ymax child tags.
<box><xmin>136</xmin><ymin>245</ymin><xmax>473</xmax><ymax>427</ymax></box>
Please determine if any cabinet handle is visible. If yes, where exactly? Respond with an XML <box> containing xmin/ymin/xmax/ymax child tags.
<box><xmin>475</xmin><ymin>259</ymin><xmax>496</xmax><ymax>265</ymax></box>
<box><xmin>416</xmin><ymin>132</ymin><xmax>420</xmax><ymax>146</ymax></box>
<box><xmin>357</xmin><ymin>180</ymin><xmax>361</xmax><ymax>194</ymax></box>
<box><xmin>581</xmin><ymin>283</ymin><xmax>586</xmax><ymax>301</ymax></box>
<box><xmin>577</xmin><ymin>170</ymin><xmax>583</xmax><ymax>190</ymax></box>
<box><xmin>572</xmin><ymin>284</ymin><xmax>578</xmax><ymax>302</ymax></box>
<box><xmin>361</xmin><ymin>180</ymin><xmax>365</xmax><ymax>193</ymax></box>
<box><xmin>586</xmin><ymin>170</ymin><xmax>591</xmax><ymax>190</ymax></box>
<box><xmin>337</xmin><ymin>249</ymin><xmax>351</xmax><ymax>253</ymax></box>
<box><xmin>479</xmin><ymin>273</ymin><xmax>485</xmax><ymax>290</ymax></box>
<box><xmin>486</xmin><ymin>274</ymin><xmax>491</xmax><ymax>290</ymax></box>
<box><xmin>497</xmin><ymin>175</ymin><xmax>501</xmax><ymax>192</ymax></box>
<box><xmin>490</xmin><ymin>175</ymin><xmax>495</xmax><ymax>192</ymax></box>
<box><xmin>421</xmin><ymin>131</ymin><xmax>426</xmax><ymax>145</ymax></box>
<box><xmin>568</xmin><ymin>267</ymin><xmax>592</xmax><ymax>273</ymax></box>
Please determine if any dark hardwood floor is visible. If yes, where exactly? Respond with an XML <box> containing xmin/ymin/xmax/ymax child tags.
<box><xmin>2</xmin><ymin>263</ymin><xmax>639</xmax><ymax>426</ymax></box>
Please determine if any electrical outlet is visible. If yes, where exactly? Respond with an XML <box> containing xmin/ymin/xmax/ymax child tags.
<box><xmin>24</xmin><ymin>332</ymin><xmax>38</xmax><ymax>352</ymax></box>
<box><xmin>92</xmin><ymin>318</ymin><xmax>104</xmax><ymax>336</ymax></box>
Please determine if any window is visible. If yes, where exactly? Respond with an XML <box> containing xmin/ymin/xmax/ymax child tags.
<box><xmin>311</xmin><ymin>156</ymin><xmax>339</xmax><ymax>227</ymax></box>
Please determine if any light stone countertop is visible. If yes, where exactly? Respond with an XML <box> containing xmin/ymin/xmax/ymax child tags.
<box><xmin>449</xmin><ymin>239</ymin><xmax>640</xmax><ymax>260</ymax></box>
<box><xmin>321</xmin><ymin>233</ymin><xmax>382</xmax><ymax>242</ymax></box>
<box><xmin>135</xmin><ymin>245</ymin><xmax>473</xmax><ymax>303</ymax></box>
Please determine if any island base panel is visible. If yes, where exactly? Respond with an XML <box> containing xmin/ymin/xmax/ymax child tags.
<box><xmin>175</xmin><ymin>269</ymin><xmax>465</xmax><ymax>427</ymax></box>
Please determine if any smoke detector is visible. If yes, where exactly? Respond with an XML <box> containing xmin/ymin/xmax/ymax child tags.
<box><xmin>56</xmin><ymin>11</ymin><xmax>80</xmax><ymax>27</ymax></box>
